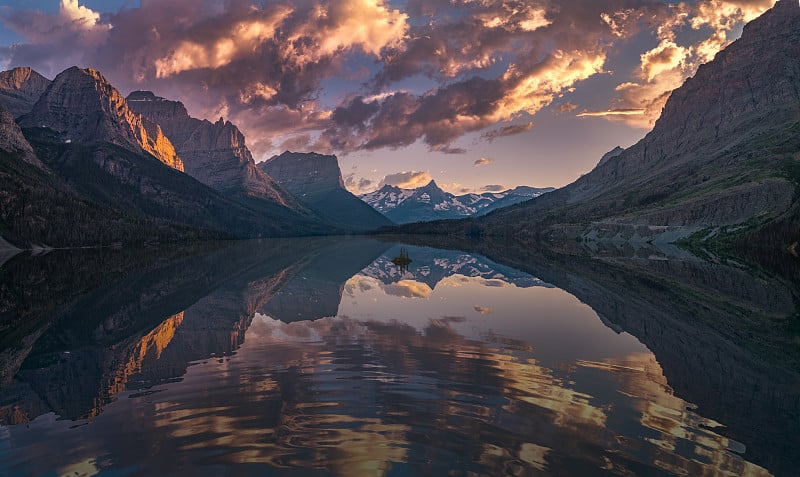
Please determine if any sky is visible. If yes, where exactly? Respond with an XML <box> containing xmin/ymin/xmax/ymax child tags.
<box><xmin>0</xmin><ymin>0</ymin><xmax>777</xmax><ymax>194</ymax></box>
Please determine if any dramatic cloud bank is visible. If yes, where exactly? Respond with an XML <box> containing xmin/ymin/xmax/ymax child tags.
<box><xmin>0</xmin><ymin>0</ymin><xmax>777</xmax><ymax>156</ymax></box>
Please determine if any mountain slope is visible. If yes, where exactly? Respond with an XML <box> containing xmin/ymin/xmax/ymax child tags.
<box><xmin>126</xmin><ymin>91</ymin><xmax>298</xmax><ymax>207</ymax></box>
<box><xmin>361</xmin><ymin>181</ymin><xmax>552</xmax><ymax>224</ymax></box>
<box><xmin>0</xmin><ymin>106</ymin><xmax>216</xmax><ymax>248</ymax></box>
<box><xmin>401</xmin><ymin>0</ymin><xmax>800</xmax><ymax>246</ymax></box>
<box><xmin>0</xmin><ymin>67</ymin><xmax>50</xmax><ymax>118</ymax></box>
<box><xmin>259</xmin><ymin>151</ymin><xmax>394</xmax><ymax>231</ymax></box>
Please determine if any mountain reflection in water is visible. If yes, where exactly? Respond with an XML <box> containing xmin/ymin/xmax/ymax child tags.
<box><xmin>0</xmin><ymin>237</ymin><xmax>797</xmax><ymax>476</ymax></box>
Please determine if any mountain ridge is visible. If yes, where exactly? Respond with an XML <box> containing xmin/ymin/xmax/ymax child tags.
<box><xmin>361</xmin><ymin>181</ymin><xmax>553</xmax><ymax>224</ymax></box>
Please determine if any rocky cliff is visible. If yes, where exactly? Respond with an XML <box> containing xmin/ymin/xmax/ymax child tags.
<box><xmin>20</xmin><ymin>68</ymin><xmax>183</xmax><ymax>171</ymax></box>
<box><xmin>127</xmin><ymin>91</ymin><xmax>293</xmax><ymax>205</ymax></box>
<box><xmin>0</xmin><ymin>67</ymin><xmax>50</xmax><ymax>118</ymax></box>
<box><xmin>259</xmin><ymin>151</ymin><xmax>394</xmax><ymax>231</ymax></box>
<box><xmin>0</xmin><ymin>106</ymin><xmax>40</xmax><ymax>167</ymax></box>
<box><xmin>259</xmin><ymin>151</ymin><xmax>345</xmax><ymax>195</ymax></box>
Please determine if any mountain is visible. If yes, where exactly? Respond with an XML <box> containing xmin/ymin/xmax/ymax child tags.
<box><xmin>258</xmin><ymin>151</ymin><xmax>394</xmax><ymax>231</ymax></box>
<box><xmin>360</xmin><ymin>184</ymin><xmax>415</xmax><ymax>214</ymax></box>
<box><xmin>0</xmin><ymin>67</ymin><xmax>50</xmax><ymax>118</ymax></box>
<box><xmin>0</xmin><ymin>105</ymin><xmax>214</xmax><ymax>248</ymax></box>
<box><xmin>126</xmin><ymin>91</ymin><xmax>297</xmax><ymax>207</ymax></box>
<box><xmin>361</xmin><ymin>181</ymin><xmax>552</xmax><ymax>224</ymax></box>
<box><xmin>459</xmin><ymin>186</ymin><xmax>556</xmax><ymax>216</ymax></box>
<box><xmin>20</xmin><ymin>68</ymin><xmax>183</xmax><ymax>171</ymax></box>
<box><xmin>400</xmin><ymin>0</ymin><xmax>800</xmax><ymax>249</ymax></box>
<box><xmin>3</xmin><ymin>66</ymin><xmax>331</xmax><ymax>245</ymax></box>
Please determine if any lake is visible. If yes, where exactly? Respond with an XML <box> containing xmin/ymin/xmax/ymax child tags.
<box><xmin>0</xmin><ymin>237</ymin><xmax>797</xmax><ymax>476</ymax></box>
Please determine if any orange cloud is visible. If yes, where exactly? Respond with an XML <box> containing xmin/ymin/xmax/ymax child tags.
<box><xmin>577</xmin><ymin>109</ymin><xmax>646</xmax><ymax>117</ymax></box>
<box><xmin>378</xmin><ymin>170</ymin><xmax>432</xmax><ymax>189</ymax></box>
<box><xmin>155</xmin><ymin>12</ymin><xmax>291</xmax><ymax>77</ymax></box>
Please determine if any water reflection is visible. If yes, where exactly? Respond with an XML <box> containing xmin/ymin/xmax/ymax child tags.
<box><xmin>0</xmin><ymin>237</ymin><xmax>797</xmax><ymax>476</ymax></box>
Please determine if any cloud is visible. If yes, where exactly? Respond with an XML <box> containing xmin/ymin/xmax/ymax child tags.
<box><xmin>577</xmin><ymin>109</ymin><xmax>646</xmax><ymax>117</ymax></box>
<box><xmin>384</xmin><ymin>280</ymin><xmax>432</xmax><ymax>299</ymax></box>
<box><xmin>439</xmin><ymin>182</ymin><xmax>468</xmax><ymax>194</ymax></box>
<box><xmin>473</xmin><ymin>157</ymin><xmax>494</xmax><ymax>167</ymax></box>
<box><xmin>0</xmin><ymin>0</ymin><xmax>110</xmax><ymax>45</ymax></box>
<box><xmin>343</xmin><ymin>173</ymin><xmax>374</xmax><ymax>194</ymax></box>
<box><xmin>554</xmin><ymin>102</ymin><xmax>578</xmax><ymax>114</ymax></box>
<box><xmin>278</xmin><ymin>133</ymin><xmax>313</xmax><ymax>152</ymax></box>
<box><xmin>473</xmin><ymin>305</ymin><xmax>493</xmax><ymax>315</ymax></box>
<box><xmin>481</xmin><ymin>184</ymin><xmax>506</xmax><ymax>192</ymax></box>
<box><xmin>0</xmin><ymin>0</ymin><xmax>110</xmax><ymax>73</ymax></box>
<box><xmin>0</xmin><ymin>0</ymin><xmax>778</xmax><ymax>155</ymax></box>
<box><xmin>481</xmin><ymin>122</ymin><xmax>534</xmax><ymax>142</ymax></box>
<box><xmin>378</xmin><ymin>170</ymin><xmax>432</xmax><ymax>189</ymax></box>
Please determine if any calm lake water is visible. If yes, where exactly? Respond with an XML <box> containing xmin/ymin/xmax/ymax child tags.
<box><xmin>0</xmin><ymin>237</ymin><xmax>797</xmax><ymax>476</ymax></box>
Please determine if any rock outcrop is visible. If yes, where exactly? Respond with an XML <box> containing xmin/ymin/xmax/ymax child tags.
<box><xmin>0</xmin><ymin>67</ymin><xmax>50</xmax><ymax>118</ymax></box>
<box><xmin>0</xmin><ymin>106</ymin><xmax>40</xmax><ymax>167</ymax></box>
<box><xmin>20</xmin><ymin>68</ymin><xmax>183</xmax><ymax>171</ymax></box>
<box><xmin>259</xmin><ymin>151</ymin><xmax>346</xmax><ymax>195</ymax></box>
<box><xmin>259</xmin><ymin>151</ymin><xmax>394</xmax><ymax>231</ymax></box>
<box><xmin>127</xmin><ymin>91</ymin><xmax>293</xmax><ymax>205</ymax></box>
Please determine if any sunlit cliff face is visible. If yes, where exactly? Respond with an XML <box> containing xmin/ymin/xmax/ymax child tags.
<box><xmin>0</xmin><ymin>0</ymin><xmax>779</xmax><ymax>190</ymax></box>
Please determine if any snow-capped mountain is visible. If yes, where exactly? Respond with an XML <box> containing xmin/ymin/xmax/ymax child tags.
<box><xmin>359</xmin><ymin>181</ymin><xmax>553</xmax><ymax>224</ymax></box>
<box><xmin>358</xmin><ymin>184</ymin><xmax>415</xmax><ymax>214</ymax></box>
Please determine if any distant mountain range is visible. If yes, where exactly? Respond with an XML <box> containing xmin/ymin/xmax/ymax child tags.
<box><xmin>360</xmin><ymin>180</ymin><xmax>553</xmax><ymax>224</ymax></box>
<box><xmin>400</xmin><ymin>0</ymin><xmax>800</xmax><ymax>252</ymax></box>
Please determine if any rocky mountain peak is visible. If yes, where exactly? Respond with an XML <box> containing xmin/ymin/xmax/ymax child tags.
<box><xmin>19</xmin><ymin>67</ymin><xmax>183</xmax><ymax>171</ymax></box>
<box><xmin>0</xmin><ymin>67</ymin><xmax>49</xmax><ymax>92</ymax></box>
<box><xmin>0</xmin><ymin>67</ymin><xmax>51</xmax><ymax>117</ymax></box>
<box><xmin>127</xmin><ymin>91</ymin><xmax>293</xmax><ymax>204</ymax></box>
<box><xmin>421</xmin><ymin>180</ymin><xmax>442</xmax><ymax>191</ymax></box>
<box><xmin>259</xmin><ymin>151</ymin><xmax>346</xmax><ymax>195</ymax></box>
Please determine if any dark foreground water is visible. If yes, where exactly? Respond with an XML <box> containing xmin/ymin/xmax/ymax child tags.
<box><xmin>0</xmin><ymin>237</ymin><xmax>797</xmax><ymax>476</ymax></box>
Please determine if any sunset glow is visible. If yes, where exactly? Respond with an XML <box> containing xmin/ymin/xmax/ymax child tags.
<box><xmin>0</xmin><ymin>0</ymin><xmax>776</xmax><ymax>191</ymax></box>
